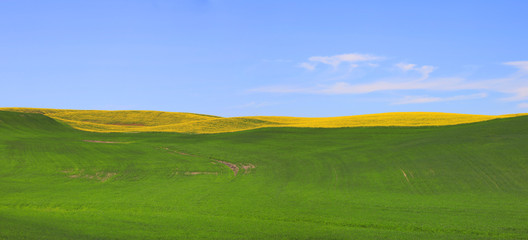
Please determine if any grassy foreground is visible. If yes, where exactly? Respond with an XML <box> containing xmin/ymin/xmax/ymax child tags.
<box><xmin>2</xmin><ymin>107</ymin><xmax>525</xmax><ymax>133</ymax></box>
<box><xmin>1</xmin><ymin>110</ymin><xmax>528</xmax><ymax>239</ymax></box>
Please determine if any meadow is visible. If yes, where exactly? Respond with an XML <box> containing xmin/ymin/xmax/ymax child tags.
<box><xmin>1</xmin><ymin>109</ymin><xmax>528</xmax><ymax>239</ymax></box>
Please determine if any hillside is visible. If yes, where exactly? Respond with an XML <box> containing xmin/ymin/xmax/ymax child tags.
<box><xmin>1</xmin><ymin>110</ymin><xmax>528</xmax><ymax>239</ymax></box>
<box><xmin>2</xmin><ymin>107</ymin><xmax>525</xmax><ymax>133</ymax></box>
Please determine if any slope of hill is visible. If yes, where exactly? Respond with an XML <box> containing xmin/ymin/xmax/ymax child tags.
<box><xmin>1</xmin><ymin>110</ymin><xmax>527</xmax><ymax>239</ymax></box>
<box><xmin>2</xmin><ymin>108</ymin><xmax>525</xmax><ymax>133</ymax></box>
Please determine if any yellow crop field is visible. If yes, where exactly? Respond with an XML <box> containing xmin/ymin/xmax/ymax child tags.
<box><xmin>1</xmin><ymin>108</ymin><xmax>525</xmax><ymax>134</ymax></box>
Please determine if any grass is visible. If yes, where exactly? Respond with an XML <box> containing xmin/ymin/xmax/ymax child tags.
<box><xmin>1</xmin><ymin>110</ymin><xmax>528</xmax><ymax>239</ymax></box>
<box><xmin>2</xmin><ymin>107</ymin><xmax>525</xmax><ymax>133</ymax></box>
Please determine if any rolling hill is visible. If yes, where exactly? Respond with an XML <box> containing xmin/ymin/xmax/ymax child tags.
<box><xmin>1</xmin><ymin>109</ymin><xmax>527</xmax><ymax>239</ymax></box>
<box><xmin>1</xmin><ymin>107</ymin><xmax>525</xmax><ymax>133</ymax></box>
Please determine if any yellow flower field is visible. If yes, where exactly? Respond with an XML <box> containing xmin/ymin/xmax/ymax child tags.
<box><xmin>1</xmin><ymin>108</ymin><xmax>525</xmax><ymax>134</ymax></box>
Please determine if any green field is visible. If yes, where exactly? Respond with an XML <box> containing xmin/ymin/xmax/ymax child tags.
<box><xmin>1</xmin><ymin>110</ymin><xmax>527</xmax><ymax>239</ymax></box>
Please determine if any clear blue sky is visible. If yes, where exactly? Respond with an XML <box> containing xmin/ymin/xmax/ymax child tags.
<box><xmin>1</xmin><ymin>0</ymin><xmax>527</xmax><ymax>117</ymax></box>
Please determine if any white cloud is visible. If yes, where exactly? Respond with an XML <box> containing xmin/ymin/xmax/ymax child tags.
<box><xmin>299</xmin><ymin>62</ymin><xmax>316</xmax><ymax>71</ymax></box>
<box><xmin>518</xmin><ymin>102</ymin><xmax>528</xmax><ymax>108</ymax></box>
<box><xmin>395</xmin><ymin>63</ymin><xmax>416</xmax><ymax>71</ymax></box>
<box><xmin>504</xmin><ymin>61</ymin><xmax>528</xmax><ymax>73</ymax></box>
<box><xmin>254</xmin><ymin>77</ymin><xmax>467</xmax><ymax>95</ymax></box>
<box><xmin>416</xmin><ymin>65</ymin><xmax>436</xmax><ymax>80</ymax></box>
<box><xmin>395</xmin><ymin>62</ymin><xmax>436</xmax><ymax>80</ymax></box>
<box><xmin>252</xmin><ymin>58</ymin><xmax>528</xmax><ymax>105</ymax></box>
<box><xmin>393</xmin><ymin>93</ymin><xmax>487</xmax><ymax>105</ymax></box>
<box><xmin>502</xmin><ymin>87</ymin><xmax>528</xmax><ymax>101</ymax></box>
<box><xmin>306</xmin><ymin>53</ymin><xmax>383</xmax><ymax>69</ymax></box>
<box><xmin>321</xmin><ymin>81</ymin><xmax>422</xmax><ymax>94</ymax></box>
<box><xmin>394</xmin><ymin>96</ymin><xmax>443</xmax><ymax>104</ymax></box>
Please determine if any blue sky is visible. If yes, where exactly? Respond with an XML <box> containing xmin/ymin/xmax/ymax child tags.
<box><xmin>1</xmin><ymin>0</ymin><xmax>527</xmax><ymax>117</ymax></box>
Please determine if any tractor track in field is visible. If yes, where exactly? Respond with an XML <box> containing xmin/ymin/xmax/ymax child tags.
<box><xmin>159</xmin><ymin>147</ymin><xmax>255</xmax><ymax>176</ymax></box>
<box><xmin>83</xmin><ymin>140</ymin><xmax>126</xmax><ymax>144</ymax></box>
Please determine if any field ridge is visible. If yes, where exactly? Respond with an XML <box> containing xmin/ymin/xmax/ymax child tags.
<box><xmin>2</xmin><ymin>107</ymin><xmax>526</xmax><ymax>133</ymax></box>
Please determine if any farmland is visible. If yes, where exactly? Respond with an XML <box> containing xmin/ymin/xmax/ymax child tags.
<box><xmin>1</xmin><ymin>108</ymin><xmax>525</xmax><ymax>133</ymax></box>
<box><xmin>1</xmin><ymin>109</ymin><xmax>528</xmax><ymax>239</ymax></box>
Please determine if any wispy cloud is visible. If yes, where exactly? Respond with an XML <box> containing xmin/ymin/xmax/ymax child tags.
<box><xmin>253</xmin><ymin>77</ymin><xmax>467</xmax><ymax>95</ymax></box>
<box><xmin>252</xmin><ymin>56</ymin><xmax>528</xmax><ymax>105</ymax></box>
<box><xmin>502</xmin><ymin>87</ymin><xmax>528</xmax><ymax>101</ymax></box>
<box><xmin>393</xmin><ymin>93</ymin><xmax>487</xmax><ymax>105</ymax></box>
<box><xmin>395</xmin><ymin>62</ymin><xmax>436</xmax><ymax>80</ymax></box>
<box><xmin>494</xmin><ymin>62</ymin><xmax>528</xmax><ymax>101</ymax></box>
<box><xmin>299</xmin><ymin>53</ymin><xmax>383</xmax><ymax>70</ymax></box>
<box><xmin>504</xmin><ymin>61</ymin><xmax>528</xmax><ymax>73</ymax></box>
<box><xmin>298</xmin><ymin>62</ymin><xmax>316</xmax><ymax>71</ymax></box>
<box><xmin>518</xmin><ymin>102</ymin><xmax>528</xmax><ymax>108</ymax></box>
<box><xmin>395</xmin><ymin>63</ymin><xmax>416</xmax><ymax>71</ymax></box>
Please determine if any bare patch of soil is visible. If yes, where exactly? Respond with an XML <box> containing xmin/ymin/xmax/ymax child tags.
<box><xmin>216</xmin><ymin>160</ymin><xmax>239</xmax><ymax>176</ymax></box>
<box><xmin>400</xmin><ymin>169</ymin><xmax>410</xmax><ymax>183</ymax></box>
<box><xmin>62</xmin><ymin>169</ymin><xmax>117</xmax><ymax>182</ymax></box>
<box><xmin>157</xmin><ymin>147</ymin><xmax>256</xmax><ymax>177</ymax></box>
<box><xmin>241</xmin><ymin>163</ymin><xmax>256</xmax><ymax>174</ymax></box>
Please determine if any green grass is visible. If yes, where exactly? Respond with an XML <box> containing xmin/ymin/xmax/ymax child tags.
<box><xmin>1</xmin><ymin>110</ymin><xmax>527</xmax><ymax>239</ymax></box>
